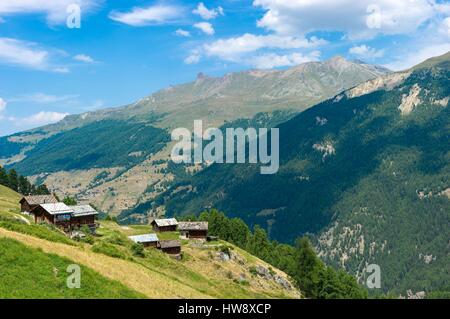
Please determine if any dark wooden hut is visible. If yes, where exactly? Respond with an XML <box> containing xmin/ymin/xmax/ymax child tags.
<box><xmin>20</xmin><ymin>195</ymin><xmax>58</xmax><ymax>213</ymax></box>
<box><xmin>151</xmin><ymin>218</ymin><xmax>178</xmax><ymax>232</ymax></box>
<box><xmin>178</xmin><ymin>221</ymin><xmax>208</xmax><ymax>239</ymax></box>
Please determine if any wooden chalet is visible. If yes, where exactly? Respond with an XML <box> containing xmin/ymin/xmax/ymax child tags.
<box><xmin>20</xmin><ymin>195</ymin><xmax>58</xmax><ymax>213</ymax></box>
<box><xmin>178</xmin><ymin>221</ymin><xmax>208</xmax><ymax>239</ymax></box>
<box><xmin>31</xmin><ymin>203</ymin><xmax>74</xmax><ymax>232</ymax></box>
<box><xmin>151</xmin><ymin>218</ymin><xmax>178</xmax><ymax>232</ymax></box>
<box><xmin>157</xmin><ymin>240</ymin><xmax>181</xmax><ymax>255</ymax></box>
<box><xmin>128</xmin><ymin>234</ymin><xmax>159</xmax><ymax>248</ymax></box>
<box><xmin>31</xmin><ymin>203</ymin><xmax>99</xmax><ymax>232</ymax></box>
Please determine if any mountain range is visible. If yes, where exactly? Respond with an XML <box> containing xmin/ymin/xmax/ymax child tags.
<box><xmin>0</xmin><ymin>57</ymin><xmax>388</xmax><ymax>216</ymax></box>
<box><xmin>1</xmin><ymin>52</ymin><xmax>449</xmax><ymax>295</ymax></box>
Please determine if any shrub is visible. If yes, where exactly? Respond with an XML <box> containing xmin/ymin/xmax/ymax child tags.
<box><xmin>131</xmin><ymin>243</ymin><xmax>145</xmax><ymax>257</ymax></box>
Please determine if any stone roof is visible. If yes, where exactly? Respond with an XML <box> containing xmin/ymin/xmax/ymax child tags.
<box><xmin>178</xmin><ymin>221</ymin><xmax>208</xmax><ymax>231</ymax></box>
<box><xmin>21</xmin><ymin>195</ymin><xmax>58</xmax><ymax>205</ymax></box>
<box><xmin>152</xmin><ymin>218</ymin><xmax>178</xmax><ymax>227</ymax></box>
<box><xmin>37</xmin><ymin>203</ymin><xmax>73</xmax><ymax>215</ymax></box>
<box><xmin>128</xmin><ymin>234</ymin><xmax>159</xmax><ymax>243</ymax></box>
<box><xmin>71</xmin><ymin>205</ymin><xmax>98</xmax><ymax>217</ymax></box>
<box><xmin>158</xmin><ymin>240</ymin><xmax>181</xmax><ymax>249</ymax></box>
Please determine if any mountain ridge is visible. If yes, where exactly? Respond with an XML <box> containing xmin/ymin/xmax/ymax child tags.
<box><xmin>0</xmin><ymin>56</ymin><xmax>389</xmax><ymax>215</ymax></box>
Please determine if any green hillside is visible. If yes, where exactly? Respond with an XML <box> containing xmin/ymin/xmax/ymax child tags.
<box><xmin>0</xmin><ymin>238</ymin><xmax>145</xmax><ymax>299</ymax></box>
<box><xmin>0</xmin><ymin>184</ymin><xmax>21</xmax><ymax>214</ymax></box>
<box><xmin>142</xmin><ymin>53</ymin><xmax>450</xmax><ymax>296</ymax></box>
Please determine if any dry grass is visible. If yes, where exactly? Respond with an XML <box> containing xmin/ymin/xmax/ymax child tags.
<box><xmin>0</xmin><ymin>227</ymin><xmax>210</xmax><ymax>299</ymax></box>
<box><xmin>182</xmin><ymin>243</ymin><xmax>301</xmax><ymax>299</ymax></box>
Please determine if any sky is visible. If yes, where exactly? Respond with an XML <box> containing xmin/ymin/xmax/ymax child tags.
<box><xmin>0</xmin><ymin>0</ymin><xmax>449</xmax><ymax>136</ymax></box>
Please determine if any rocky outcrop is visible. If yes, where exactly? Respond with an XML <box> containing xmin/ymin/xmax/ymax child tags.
<box><xmin>399</xmin><ymin>84</ymin><xmax>421</xmax><ymax>115</ymax></box>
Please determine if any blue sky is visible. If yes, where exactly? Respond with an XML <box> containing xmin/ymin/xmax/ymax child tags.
<box><xmin>0</xmin><ymin>0</ymin><xmax>449</xmax><ymax>136</ymax></box>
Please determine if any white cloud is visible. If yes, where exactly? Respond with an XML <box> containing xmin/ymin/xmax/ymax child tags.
<box><xmin>0</xmin><ymin>37</ymin><xmax>71</xmax><ymax>72</ymax></box>
<box><xmin>439</xmin><ymin>17</ymin><xmax>450</xmax><ymax>37</ymax></box>
<box><xmin>53</xmin><ymin>67</ymin><xmax>70</xmax><ymax>73</ymax></box>
<box><xmin>184</xmin><ymin>52</ymin><xmax>201</xmax><ymax>64</ymax></box>
<box><xmin>22</xmin><ymin>111</ymin><xmax>69</xmax><ymax>126</ymax></box>
<box><xmin>192</xmin><ymin>2</ymin><xmax>223</xmax><ymax>20</ymax></box>
<box><xmin>0</xmin><ymin>38</ymin><xmax>48</xmax><ymax>70</ymax></box>
<box><xmin>175</xmin><ymin>29</ymin><xmax>191</xmax><ymax>37</ymax></box>
<box><xmin>253</xmin><ymin>0</ymin><xmax>445</xmax><ymax>39</ymax></box>
<box><xmin>349</xmin><ymin>44</ymin><xmax>384</xmax><ymax>59</ymax></box>
<box><xmin>203</xmin><ymin>33</ymin><xmax>326</xmax><ymax>61</ymax></box>
<box><xmin>0</xmin><ymin>98</ymin><xmax>6</xmax><ymax>113</ymax></box>
<box><xmin>9</xmin><ymin>93</ymin><xmax>78</xmax><ymax>104</ymax></box>
<box><xmin>109</xmin><ymin>4</ymin><xmax>185</xmax><ymax>26</ymax></box>
<box><xmin>384</xmin><ymin>43</ymin><xmax>450</xmax><ymax>71</ymax></box>
<box><xmin>251</xmin><ymin>51</ymin><xmax>321</xmax><ymax>69</ymax></box>
<box><xmin>74</xmin><ymin>54</ymin><xmax>95</xmax><ymax>63</ymax></box>
<box><xmin>194</xmin><ymin>22</ymin><xmax>215</xmax><ymax>35</ymax></box>
<box><xmin>0</xmin><ymin>0</ymin><xmax>100</xmax><ymax>24</ymax></box>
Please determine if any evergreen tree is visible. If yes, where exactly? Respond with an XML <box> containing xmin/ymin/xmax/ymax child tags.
<box><xmin>0</xmin><ymin>166</ymin><xmax>8</xmax><ymax>186</ymax></box>
<box><xmin>63</xmin><ymin>196</ymin><xmax>77</xmax><ymax>206</ymax></box>
<box><xmin>18</xmin><ymin>175</ymin><xmax>31</xmax><ymax>195</ymax></box>
<box><xmin>7</xmin><ymin>169</ymin><xmax>19</xmax><ymax>191</ymax></box>
<box><xmin>35</xmin><ymin>184</ymin><xmax>50</xmax><ymax>195</ymax></box>
<box><xmin>294</xmin><ymin>237</ymin><xmax>325</xmax><ymax>298</ymax></box>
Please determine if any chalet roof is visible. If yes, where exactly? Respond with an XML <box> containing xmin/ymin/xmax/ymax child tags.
<box><xmin>21</xmin><ymin>195</ymin><xmax>58</xmax><ymax>205</ymax></box>
<box><xmin>152</xmin><ymin>218</ymin><xmax>178</xmax><ymax>227</ymax></box>
<box><xmin>128</xmin><ymin>234</ymin><xmax>159</xmax><ymax>244</ymax></box>
<box><xmin>71</xmin><ymin>205</ymin><xmax>98</xmax><ymax>217</ymax></box>
<box><xmin>37</xmin><ymin>203</ymin><xmax>74</xmax><ymax>215</ymax></box>
<box><xmin>158</xmin><ymin>240</ymin><xmax>181</xmax><ymax>249</ymax></box>
<box><xmin>178</xmin><ymin>221</ymin><xmax>208</xmax><ymax>231</ymax></box>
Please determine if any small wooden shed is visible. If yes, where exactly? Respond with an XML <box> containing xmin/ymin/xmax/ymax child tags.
<box><xmin>178</xmin><ymin>221</ymin><xmax>208</xmax><ymax>239</ymax></box>
<box><xmin>128</xmin><ymin>234</ymin><xmax>159</xmax><ymax>248</ymax></box>
<box><xmin>158</xmin><ymin>240</ymin><xmax>181</xmax><ymax>255</ymax></box>
<box><xmin>71</xmin><ymin>205</ymin><xmax>99</xmax><ymax>231</ymax></box>
<box><xmin>151</xmin><ymin>218</ymin><xmax>178</xmax><ymax>232</ymax></box>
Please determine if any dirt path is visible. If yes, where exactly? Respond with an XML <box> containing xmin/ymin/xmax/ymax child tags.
<box><xmin>0</xmin><ymin>228</ymin><xmax>210</xmax><ymax>299</ymax></box>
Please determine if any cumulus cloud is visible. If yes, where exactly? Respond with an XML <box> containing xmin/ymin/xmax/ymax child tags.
<box><xmin>0</xmin><ymin>0</ymin><xmax>100</xmax><ymax>24</ymax></box>
<box><xmin>109</xmin><ymin>4</ymin><xmax>185</xmax><ymax>26</ymax></box>
<box><xmin>175</xmin><ymin>28</ymin><xmax>191</xmax><ymax>37</ymax></box>
<box><xmin>192</xmin><ymin>2</ymin><xmax>224</xmax><ymax>20</ymax></box>
<box><xmin>74</xmin><ymin>54</ymin><xmax>95</xmax><ymax>63</ymax></box>
<box><xmin>194</xmin><ymin>22</ymin><xmax>215</xmax><ymax>35</ymax></box>
<box><xmin>349</xmin><ymin>44</ymin><xmax>384</xmax><ymax>59</ymax></box>
<box><xmin>384</xmin><ymin>43</ymin><xmax>450</xmax><ymax>71</ymax></box>
<box><xmin>0</xmin><ymin>38</ymin><xmax>49</xmax><ymax>70</ymax></box>
<box><xmin>203</xmin><ymin>33</ymin><xmax>326</xmax><ymax>61</ymax></box>
<box><xmin>22</xmin><ymin>111</ymin><xmax>69</xmax><ymax>126</ymax></box>
<box><xmin>251</xmin><ymin>51</ymin><xmax>321</xmax><ymax>69</ymax></box>
<box><xmin>253</xmin><ymin>0</ymin><xmax>446</xmax><ymax>39</ymax></box>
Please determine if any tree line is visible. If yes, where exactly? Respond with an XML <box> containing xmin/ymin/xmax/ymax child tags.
<box><xmin>0</xmin><ymin>166</ymin><xmax>50</xmax><ymax>196</ymax></box>
<box><xmin>181</xmin><ymin>209</ymin><xmax>368</xmax><ymax>299</ymax></box>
